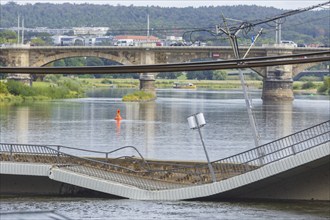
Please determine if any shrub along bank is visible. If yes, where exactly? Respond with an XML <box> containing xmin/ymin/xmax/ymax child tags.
<box><xmin>0</xmin><ymin>76</ymin><xmax>86</xmax><ymax>103</ymax></box>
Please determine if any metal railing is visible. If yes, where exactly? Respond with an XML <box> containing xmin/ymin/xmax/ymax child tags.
<box><xmin>211</xmin><ymin>120</ymin><xmax>330</xmax><ymax>179</ymax></box>
<box><xmin>0</xmin><ymin>143</ymin><xmax>207</xmax><ymax>190</ymax></box>
<box><xmin>0</xmin><ymin>120</ymin><xmax>329</xmax><ymax>190</ymax></box>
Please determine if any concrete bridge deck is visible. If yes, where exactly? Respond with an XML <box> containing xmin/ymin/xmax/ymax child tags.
<box><xmin>1</xmin><ymin>120</ymin><xmax>329</xmax><ymax>201</ymax></box>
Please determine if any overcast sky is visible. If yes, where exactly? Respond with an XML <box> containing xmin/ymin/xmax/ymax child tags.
<box><xmin>0</xmin><ymin>0</ymin><xmax>329</xmax><ymax>10</ymax></box>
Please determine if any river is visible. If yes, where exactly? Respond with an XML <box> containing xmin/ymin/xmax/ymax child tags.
<box><xmin>0</xmin><ymin>88</ymin><xmax>329</xmax><ymax>219</ymax></box>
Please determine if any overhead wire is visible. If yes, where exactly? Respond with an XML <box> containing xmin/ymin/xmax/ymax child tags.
<box><xmin>182</xmin><ymin>1</ymin><xmax>330</xmax><ymax>42</ymax></box>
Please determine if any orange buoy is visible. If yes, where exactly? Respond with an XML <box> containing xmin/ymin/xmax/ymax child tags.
<box><xmin>114</xmin><ymin>109</ymin><xmax>122</xmax><ymax>120</ymax></box>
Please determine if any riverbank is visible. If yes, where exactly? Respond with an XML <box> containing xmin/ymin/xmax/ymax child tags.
<box><xmin>79</xmin><ymin>78</ymin><xmax>328</xmax><ymax>91</ymax></box>
<box><xmin>0</xmin><ymin>77</ymin><xmax>87</xmax><ymax>103</ymax></box>
<box><xmin>79</xmin><ymin>78</ymin><xmax>263</xmax><ymax>90</ymax></box>
<box><xmin>1</xmin><ymin>77</ymin><xmax>328</xmax><ymax>103</ymax></box>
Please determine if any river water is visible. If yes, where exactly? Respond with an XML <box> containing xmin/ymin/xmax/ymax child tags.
<box><xmin>0</xmin><ymin>88</ymin><xmax>329</xmax><ymax>219</ymax></box>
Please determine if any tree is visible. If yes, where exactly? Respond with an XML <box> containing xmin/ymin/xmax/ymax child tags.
<box><xmin>0</xmin><ymin>30</ymin><xmax>17</xmax><ymax>44</ymax></box>
<box><xmin>157</xmin><ymin>72</ymin><xmax>182</xmax><ymax>79</ymax></box>
<box><xmin>53</xmin><ymin>59</ymin><xmax>66</xmax><ymax>67</ymax></box>
<box><xmin>187</xmin><ymin>70</ymin><xmax>213</xmax><ymax>80</ymax></box>
<box><xmin>186</xmin><ymin>71</ymin><xmax>198</xmax><ymax>80</ymax></box>
<box><xmin>86</xmin><ymin>57</ymin><xmax>104</xmax><ymax>66</ymax></box>
<box><xmin>30</xmin><ymin>38</ymin><xmax>46</xmax><ymax>46</ymax></box>
<box><xmin>64</xmin><ymin>57</ymin><xmax>86</xmax><ymax>67</ymax></box>
<box><xmin>213</xmin><ymin>70</ymin><xmax>228</xmax><ymax>80</ymax></box>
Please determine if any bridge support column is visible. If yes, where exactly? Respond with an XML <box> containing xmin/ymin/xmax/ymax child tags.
<box><xmin>6</xmin><ymin>48</ymin><xmax>32</xmax><ymax>86</ymax></box>
<box><xmin>139</xmin><ymin>73</ymin><xmax>156</xmax><ymax>96</ymax></box>
<box><xmin>262</xmin><ymin>79</ymin><xmax>294</xmax><ymax>101</ymax></box>
<box><xmin>262</xmin><ymin>49</ymin><xmax>294</xmax><ymax>101</ymax></box>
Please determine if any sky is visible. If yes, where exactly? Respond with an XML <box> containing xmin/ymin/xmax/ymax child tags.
<box><xmin>0</xmin><ymin>0</ymin><xmax>329</xmax><ymax>10</ymax></box>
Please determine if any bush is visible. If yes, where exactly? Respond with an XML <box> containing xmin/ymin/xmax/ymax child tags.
<box><xmin>101</xmin><ymin>79</ymin><xmax>113</xmax><ymax>84</ymax></box>
<box><xmin>213</xmin><ymin>70</ymin><xmax>228</xmax><ymax>80</ymax></box>
<box><xmin>293</xmin><ymin>84</ymin><xmax>300</xmax><ymax>90</ymax></box>
<box><xmin>317</xmin><ymin>77</ymin><xmax>330</xmax><ymax>95</ymax></box>
<box><xmin>3</xmin><ymin>77</ymin><xmax>86</xmax><ymax>101</ymax></box>
<box><xmin>301</xmin><ymin>81</ymin><xmax>316</xmax><ymax>90</ymax></box>
<box><xmin>0</xmin><ymin>81</ymin><xmax>9</xmax><ymax>94</ymax></box>
<box><xmin>0</xmin><ymin>93</ymin><xmax>23</xmax><ymax>103</ymax></box>
<box><xmin>43</xmin><ymin>74</ymin><xmax>61</xmax><ymax>83</ymax></box>
<box><xmin>57</xmin><ymin>77</ymin><xmax>84</xmax><ymax>93</ymax></box>
<box><xmin>122</xmin><ymin>91</ymin><xmax>156</xmax><ymax>102</ymax></box>
<box><xmin>6</xmin><ymin>80</ymin><xmax>36</xmax><ymax>96</ymax></box>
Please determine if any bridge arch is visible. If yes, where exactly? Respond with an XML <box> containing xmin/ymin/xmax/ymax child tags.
<box><xmin>292</xmin><ymin>62</ymin><xmax>326</xmax><ymax>76</ymax></box>
<box><xmin>31</xmin><ymin>51</ymin><xmax>134</xmax><ymax>67</ymax></box>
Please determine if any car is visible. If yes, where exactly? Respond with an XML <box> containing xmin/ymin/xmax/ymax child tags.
<box><xmin>281</xmin><ymin>40</ymin><xmax>297</xmax><ymax>47</ymax></box>
<box><xmin>297</xmin><ymin>43</ymin><xmax>307</xmax><ymax>47</ymax></box>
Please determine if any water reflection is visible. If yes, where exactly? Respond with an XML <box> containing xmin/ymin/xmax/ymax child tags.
<box><xmin>16</xmin><ymin>106</ymin><xmax>30</xmax><ymax>143</ymax></box>
<box><xmin>261</xmin><ymin>101</ymin><xmax>293</xmax><ymax>142</ymax></box>
<box><xmin>123</xmin><ymin>101</ymin><xmax>157</xmax><ymax>158</ymax></box>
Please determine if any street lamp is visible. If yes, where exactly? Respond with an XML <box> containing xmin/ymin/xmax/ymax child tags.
<box><xmin>187</xmin><ymin>113</ymin><xmax>216</xmax><ymax>183</ymax></box>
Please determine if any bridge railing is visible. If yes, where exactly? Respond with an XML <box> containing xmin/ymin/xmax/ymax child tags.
<box><xmin>211</xmin><ymin>120</ymin><xmax>330</xmax><ymax>180</ymax></box>
<box><xmin>0</xmin><ymin>143</ymin><xmax>208</xmax><ymax>189</ymax></box>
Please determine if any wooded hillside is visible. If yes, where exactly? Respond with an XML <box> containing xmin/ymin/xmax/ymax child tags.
<box><xmin>1</xmin><ymin>3</ymin><xmax>329</xmax><ymax>45</ymax></box>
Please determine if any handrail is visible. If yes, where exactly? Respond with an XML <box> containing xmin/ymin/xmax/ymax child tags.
<box><xmin>0</xmin><ymin>143</ymin><xmax>207</xmax><ymax>189</ymax></box>
<box><xmin>0</xmin><ymin>143</ymin><xmax>149</xmax><ymax>167</ymax></box>
<box><xmin>211</xmin><ymin>120</ymin><xmax>329</xmax><ymax>175</ymax></box>
<box><xmin>0</xmin><ymin>144</ymin><xmax>145</xmax><ymax>173</ymax></box>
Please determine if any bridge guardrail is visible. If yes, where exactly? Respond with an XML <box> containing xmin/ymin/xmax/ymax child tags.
<box><xmin>0</xmin><ymin>143</ymin><xmax>209</xmax><ymax>189</ymax></box>
<box><xmin>1</xmin><ymin>120</ymin><xmax>329</xmax><ymax>190</ymax></box>
<box><xmin>211</xmin><ymin>120</ymin><xmax>330</xmax><ymax>178</ymax></box>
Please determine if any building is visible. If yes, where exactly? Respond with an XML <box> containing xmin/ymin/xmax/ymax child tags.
<box><xmin>73</xmin><ymin>27</ymin><xmax>109</xmax><ymax>36</ymax></box>
<box><xmin>52</xmin><ymin>36</ymin><xmax>84</xmax><ymax>46</ymax></box>
<box><xmin>113</xmin><ymin>35</ymin><xmax>161</xmax><ymax>46</ymax></box>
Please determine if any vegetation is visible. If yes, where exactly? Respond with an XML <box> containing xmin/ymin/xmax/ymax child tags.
<box><xmin>1</xmin><ymin>3</ymin><xmax>329</xmax><ymax>45</ymax></box>
<box><xmin>0</xmin><ymin>76</ymin><xmax>87</xmax><ymax>103</ymax></box>
<box><xmin>0</xmin><ymin>30</ymin><xmax>17</xmax><ymax>44</ymax></box>
<box><xmin>317</xmin><ymin>77</ymin><xmax>330</xmax><ymax>95</ymax></box>
<box><xmin>122</xmin><ymin>91</ymin><xmax>156</xmax><ymax>102</ymax></box>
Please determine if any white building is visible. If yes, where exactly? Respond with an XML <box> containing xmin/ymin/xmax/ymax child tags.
<box><xmin>73</xmin><ymin>27</ymin><xmax>109</xmax><ymax>36</ymax></box>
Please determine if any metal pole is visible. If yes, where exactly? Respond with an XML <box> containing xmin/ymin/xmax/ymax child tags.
<box><xmin>147</xmin><ymin>6</ymin><xmax>150</xmax><ymax>41</ymax></box>
<box><xmin>17</xmin><ymin>15</ymin><xmax>20</xmax><ymax>44</ymax></box>
<box><xmin>278</xmin><ymin>19</ymin><xmax>282</xmax><ymax>44</ymax></box>
<box><xmin>243</xmin><ymin>28</ymin><xmax>263</xmax><ymax>59</ymax></box>
<box><xmin>21</xmin><ymin>18</ymin><xmax>24</xmax><ymax>44</ymax></box>
<box><xmin>238</xmin><ymin>68</ymin><xmax>260</xmax><ymax>147</ymax></box>
<box><xmin>275</xmin><ymin>19</ymin><xmax>282</xmax><ymax>45</ymax></box>
<box><xmin>226</xmin><ymin>27</ymin><xmax>260</xmax><ymax>148</ymax></box>
<box><xmin>195</xmin><ymin>115</ymin><xmax>216</xmax><ymax>183</ymax></box>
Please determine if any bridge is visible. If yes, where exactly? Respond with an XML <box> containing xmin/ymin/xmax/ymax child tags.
<box><xmin>293</xmin><ymin>70</ymin><xmax>330</xmax><ymax>81</ymax></box>
<box><xmin>1</xmin><ymin>45</ymin><xmax>329</xmax><ymax>101</ymax></box>
<box><xmin>1</xmin><ymin>120</ymin><xmax>329</xmax><ymax>201</ymax></box>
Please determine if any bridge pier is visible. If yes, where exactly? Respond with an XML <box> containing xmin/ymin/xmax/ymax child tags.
<box><xmin>262</xmin><ymin>79</ymin><xmax>294</xmax><ymax>101</ymax></box>
<box><xmin>262</xmin><ymin>49</ymin><xmax>295</xmax><ymax>101</ymax></box>
<box><xmin>139</xmin><ymin>73</ymin><xmax>156</xmax><ymax>96</ymax></box>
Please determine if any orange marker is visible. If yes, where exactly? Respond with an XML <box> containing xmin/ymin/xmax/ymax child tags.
<box><xmin>114</xmin><ymin>109</ymin><xmax>122</xmax><ymax>120</ymax></box>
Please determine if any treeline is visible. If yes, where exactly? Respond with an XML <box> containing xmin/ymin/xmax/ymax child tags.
<box><xmin>1</xmin><ymin>2</ymin><xmax>329</xmax><ymax>45</ymax></box>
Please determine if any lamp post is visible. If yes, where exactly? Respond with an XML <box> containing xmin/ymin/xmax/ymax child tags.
<box><xmin>187</xmin><ymin>113</ymin><xmax>216</xmax><ymax>183</ymax></box>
